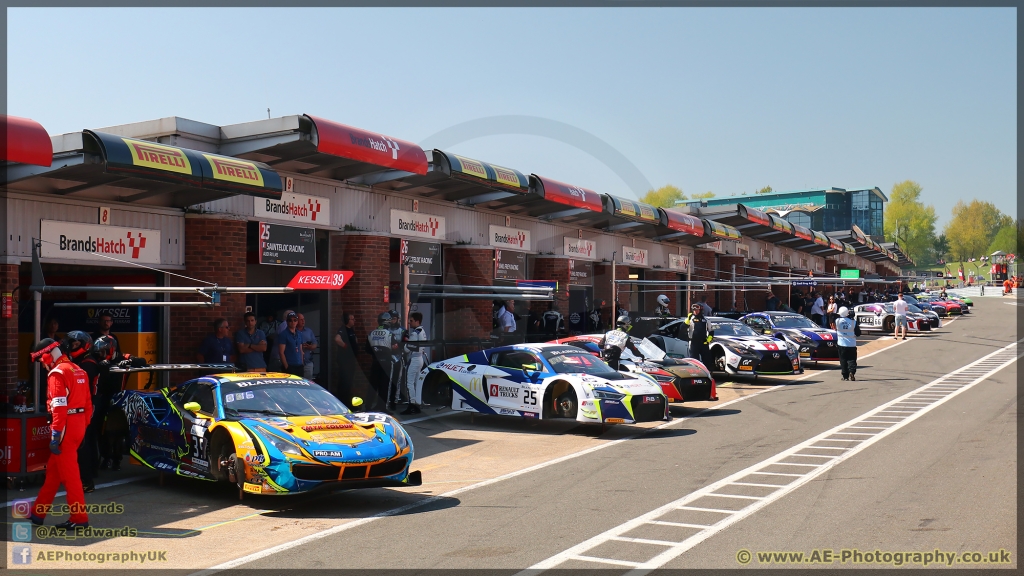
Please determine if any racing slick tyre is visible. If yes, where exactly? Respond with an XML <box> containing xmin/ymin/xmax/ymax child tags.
<box><xmin>554</xmin><ymin>389</ymin><xmax>578</xmax><ymax>419</ymax></box>
<box><xmin>883</xmin><ymin>317</ymin><xmax>895</xmax><ymax>333</ymax></box>
<box><xmin>713</xmin><ymin>351</ymin><xmax>727</xmax><ymax>373</ymax></box>
<box><xmin>212</xmin><ymin>432</ymin><xmax>243</xmax><ymax>490</ymax></box>
<box><xmin>420</xmin><ymin>371</ymin><xmax>453</xmax><ymax>408</ymax></box>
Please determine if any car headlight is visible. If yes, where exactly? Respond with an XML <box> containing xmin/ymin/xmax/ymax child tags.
<box><xmin>648</xmin><ymin>373</ymin><xmax>675</xmax><ymax>384</ymax></box>
<box><xmin>790</xmin><ymin>333</ymin><xmax>812</xmax><ymax>345</ymax></box>
<box><xmin>258</xmin><ymin>426</ymin><xmax>303</xmax><ymax>457</ymax></box>
<box><xmin>392</xmin><ymin>424</ymin><xmax>409</xmax><ymax>450</ymax></box>
<box><xmin>592</xmin><ymin>389</ymin><xmax>626</xmax><ymax>401</ymax></box>
<box><xmin>724</xmin><ymin>343</ymin><xmax>749</xmax><ymax>355</ymax></box>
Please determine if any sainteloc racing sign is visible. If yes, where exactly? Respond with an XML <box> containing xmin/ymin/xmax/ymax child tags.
<box><xmin>259</xmin><ymin>222</ymin><xmax>316</xmax><ymax>267</ymax></box>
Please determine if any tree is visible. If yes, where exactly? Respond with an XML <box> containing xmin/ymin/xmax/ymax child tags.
<box><xmin>944</xmin><ymin>199</ymin><xmax>1012</xmax><ymax>261</ymax></box>
<box><xmin>691</xmin><ymin>191</ymin><xmax>716</xmax><ymax>200</ymax></box>
<box><xmin>988</xmin><ymin>223</ymin><xmax>1018</xmax><ymax>255</ymax></box>
<box><xmin>755</xmin><ymin>186</ymin><xmax>773</xmax><ymax>195</ymax></box>
<box><xmin>640</xmin><ymin>185</ymin><xmax>686</xmax><ymax>208</ymax></box>
<box><xmin>883</xmin><ymin>180</ymin><xmax>937</xmax><ymax>264</ymax></box>
<box><xmin>933</xmin><ymin>234</ymin><xmax>949</xmax><ymax>262</ymax></box>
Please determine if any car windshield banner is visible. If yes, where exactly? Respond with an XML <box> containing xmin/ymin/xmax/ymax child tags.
<box><xmin>495</xmin><ymin>250</ymin><xmax>527</xmax><ymax>281</ymax></box>
<box><xmin>401</xmin><ymin>240</ymin><xmax>443</xmax><ymax>276</ymax></box>
<box><xmin>259</xmin><ymin>222</ymin><xmax>316</xmax><ymax>267</ymax></box>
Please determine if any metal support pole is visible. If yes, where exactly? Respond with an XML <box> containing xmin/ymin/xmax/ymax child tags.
<box><xmin>33</xmin><ymin>290</ymin><xmax>41</xmax><ymax>415</ymax></box>
<box><xmin>611</xmin><ymin>252</ymin><xmax>617</xmax><ymax>313</ymax></box>
<box><xmin>686</xmin><ymin>259</ymin><xmax>692</xmax><ymax>311</ymax></box>
<box><xmin>160</xmin><ymin>272</ymin><xmax>171</xmax><ymax>388</ymax></box>
<box><xmin>731</xmin><ymin>264</ymin><xmax>736</xmax><ymax>312</ymax></box>
<box><xmin>402</xmin><ymin>262</ymin><xmax>410</xmax><ymax>332</ymax></box>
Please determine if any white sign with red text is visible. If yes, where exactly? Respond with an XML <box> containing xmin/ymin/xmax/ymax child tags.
<box><xmin>622</xmin><ymin>246</ymin><xmax>649</xmax><ymax>267</ymax></box>
<box><xmin>488</xmin><ymin>224</ymin><xmax>532</xmax><ymax>252</ymax></box>
<box><xmin>254</xmin><ymin>192</ymin><xmax>330</xmax><ymax>226</ymax></box>
<box><xmin>391</xmin><ymin>209</ymin><xmax>445</xmax><ymax>240</ymax></box>
<box><xmin>41</xmin><ymin>220</ymin><xmax>162</xmax><ymax>264</ymax></box>
<box><xmin>669</xmin><ymin>253</ymin><xmax>689</xmax><ymax>271</ymax></box>
<box><xmin>563</xmin><ymin>237</ymin><xmax>596</xmax><ymax>260</ymax></box>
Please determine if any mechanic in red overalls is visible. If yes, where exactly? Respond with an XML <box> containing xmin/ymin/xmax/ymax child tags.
<box><xmin>28</xmin><ymin>331</ymin><xmax>94</xmax><ymax>529</ymax></box>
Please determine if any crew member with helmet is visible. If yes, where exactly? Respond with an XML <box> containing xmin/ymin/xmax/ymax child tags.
<box><xmin>400</xmin><ymin>311</ymin><xmax>428</xmax><ymax>415</ymax></box>
<box><xmin>598</xmin><ymin>314</ymin><xmax>642</xmax><ymax>370</ymax></box>
<box><xmin>73</xmin><ymin>343</ymin><xmax>102</xmax><ymax>493</ymax></box>
<box><xmin>92</xmin><ymin>335</ymin><xmax>145</xmax><ymax>471</ymax></box>
<box><xmin>835</xmin><ymin>306</ymin><xmax>858</xmax><ymax>381</ymax></box>
<box><xmin>680</xmin><ymin>302</ymin><xmax>714</xmax><ymax>368</ymax></box>
<box><xmin>367</xmin><ymin>312</ymin><xmax>399</xmax><ymax>412</ymax></box>
<box><xmin>28</xmin><ymin>331</ymin><xmax>94</xmax><ymax>529</ymax></box>
<box><xmin>654</xmin><ymin>294</ymin><xmax>672</xmax><ymax>317</ymax></box>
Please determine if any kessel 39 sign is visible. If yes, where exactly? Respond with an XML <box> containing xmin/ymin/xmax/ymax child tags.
<box><xmin>259</xmin><ymin>222</ymin><xmax>316</xmax><ymax>267</ymax></box>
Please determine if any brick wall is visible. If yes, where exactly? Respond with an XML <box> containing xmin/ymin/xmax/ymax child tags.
<box><xmin>1</xmin><ymin>264</ymin><xmax>19</xmax><ymax>394</ymax></box>
<box><xmin>529</xmin><ymin>257</ymin><xmax>571</xmax><ymax>324</ymax></box>
<box><xmin>692</xmin><ymin>249</ymin><xmax>717</xmax><ymax>309</ymax></box>
<box><xmin>444</xmin><ymin>247</ymin><xmax>495</xmax><ymax>349</ymax></box>
<box><xmin>824</xmin><ymin>259</ymin><xmax>839</xmax><ymax>276</ymax></box>
<box><xmin>769</xmin><ymin>266</ymin><xmax>792</xmax><ymax>308</ymax></box>
<box><xmin>329</xmin><ymin>234</ymin><xmax>390</xmax><ymax>374</ymax></box>
<box><xmin>746</xmin><ymin>260</ymin><xmax>770</xmax><ymax>311</ymax></box>
<box><xmin>169</xmin><ymin>217</ymin><xmax>247</xmax><ymax>365</ymax></box>
<box><xmin>644</xmin><ymin>270</ymin><xmax>682</xmax><ymax>315</ymax></box>
<box><xmin>718</xmin><ymin>255</ymin><xmax>747</xmax><ymax>312</ymax></box>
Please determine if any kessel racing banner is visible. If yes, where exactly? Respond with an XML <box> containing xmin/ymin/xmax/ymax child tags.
<box><xmin>254</xmin><ymin>192</ymin><xmax>330</xmax><ymax>226</ymax></box>
<box><xmin>494</xmin><ymin>250</ymin><xmax>527</xmax><ymax>281</ymax></box>
<box><xmin>401</xmin><ymin>240</ymin><xmax>442</xmax><ymax>276</ymax></box>
<box><xmin>41</xmin><ymin>220</ymin><xmax>162</xmax><ymax>264</ymax></box>
<box><xmin>259</xmin><ymin>222</ymin><xmax>316</xmax><ymax>267</ymax></box>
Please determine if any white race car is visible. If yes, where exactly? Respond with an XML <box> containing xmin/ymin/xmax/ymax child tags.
<box><xmin>654</xmin><ymin>317</ymin><xmax>802</xmax><ymax>377</ymax></box>
<box><xmin>415</xmin><ymin>343</ymin><xmax>670</xmax><ymax>424</ymax></box>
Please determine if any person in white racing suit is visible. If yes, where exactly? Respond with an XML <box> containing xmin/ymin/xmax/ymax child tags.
<box><xmin>400</xmin><ymin>311</ymin><xmax>428</xmax><ymax>415</ymax></box>
<box><xmin>598</xmin><ymin>315</ymin><xmax>643</xmax><ymax>370</ymax></box>
<box><xmin>654</xmin><ymin>294</ymin><xmax>672</xmax><ymax>317</ymax></box>
<box><xmin>367</xmin><ymin>312</ymin><xmax>398</xmax><ymax>412</ymax></box>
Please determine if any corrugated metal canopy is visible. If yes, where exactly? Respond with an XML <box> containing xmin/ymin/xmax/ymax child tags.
<box><xmin>3</xmin><ymin>130</ymin><xmax>282</xmax><ymax>208</ymax></box>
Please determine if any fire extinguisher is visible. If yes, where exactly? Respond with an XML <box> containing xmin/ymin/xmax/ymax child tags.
<box><xmin>1</xmin><ymin>292</ymin><xmax>11</xmax><ymax>319</ymax></box>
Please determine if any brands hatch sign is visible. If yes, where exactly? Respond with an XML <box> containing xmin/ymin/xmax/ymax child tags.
<box><xmin>564</xmin><ymin>237</ymin><xmax>596</xmax><ymax>260</ymax></box>
<box><xmin>254</xmin><ymin>192</ymin><xmax>330</xmax><ymax>226</ymax></box>
<box><xmin>488</xmin><ymin>224</ymin><xmax>531</xmax><ymax>252</ymax></box>
<box><xmin>622</xmin><ymin>246</ymin><xmax>649</xmax><ymax>267</ymax></box>
<box><xmin>40</xmin><ymin>220</ymin><xmax>162</xmax><ymax>264</ymax></box>
<box><xmin>391</xmin><ymin>209</ymin><xmax>445</xmax><ymax>240</ymax></box>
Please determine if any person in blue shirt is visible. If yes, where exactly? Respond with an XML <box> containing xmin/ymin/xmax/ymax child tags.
<box><xmin>835</xmin><ymin>307</ymin><xmax>858</xmax><ymax>381</ymax></box>
<box><xmin>296</xmin><ymin>313</ymin><xmax>318</xmax><ymax>380</ymax></box>
<box><xmin>277</xmin><ymin>312</ymin><xmax>305</xmax><ymax>377</ymax></box>
<box><xmin>235</xmin><ymin>312</ymin><xmax>267</xmax><ymax>372</ymax></box>
<box><xmin>198</xmin><ymin>318</ymin><xmax>235</xmax><ymax>365</ymax></box>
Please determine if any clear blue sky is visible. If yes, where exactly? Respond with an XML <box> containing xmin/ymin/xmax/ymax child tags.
<box><xmin>7</xmin><ymin>8</ymin><xmax>1016</xmax><ymax>228</ymax></box>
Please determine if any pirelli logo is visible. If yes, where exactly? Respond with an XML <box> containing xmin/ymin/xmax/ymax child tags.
<box><xmin>454</xmin><ymin>154</ymin><xmax>488</xmax><ymax>180</ymax></box>
<box><xmin>204</xmin><ymin>154</ymin><xmax>265</xmax><ymax>187</ymax></box>
<box><xmin>493</xmin><ymin>165</ymin><xmax>521</xmax><ymax>188</ymax></box>
<box><xmin>124</xmin><ymin>138</ymin><xmax>193</xmax><ymax>175</ymax></box>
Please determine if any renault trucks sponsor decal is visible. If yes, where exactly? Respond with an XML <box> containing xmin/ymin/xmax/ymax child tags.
<box><xmin>255</xmin><ymin>192</ymin><xmax>330</xmax><ymax>225</ymax></box>
<box><xmin>564</xmin><ymin>237</ymin><xmax>596</xmax><ymax>260</ymax></box>
<box><xmin>41</xmin><ymin>220</ymin><xmax>162</xmax><ymax>264</ymax></box>
<box><xmin>122</xmin><ymin>138</ymin><xmax>193</xmax><ymax>175</ymax></box>
<box><xmin>202</xmin><ymin>154</ymin><xmax>265</xmax><ymax>187</ymax></box>
<box><xmin>391</xmin><ymin>209</ymin><xmax>445</xmax><ymax>240</ymax></box>
<box><xmin>489</xmin><ymin>225</ymin><xmax>531</xmax><ymax>251</ymax></box>
<box><xmin>488</xmin><ymin>384</ymin><xmax>519</xmax><ymax>398</ymax></box>
<box><xmin>622</xmin><ymin>246</ymin><xmax>649</xmax><ymax>267</ymax></box>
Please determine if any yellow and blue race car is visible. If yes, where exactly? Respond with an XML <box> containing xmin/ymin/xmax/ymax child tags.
<box><xmin>108</xmin><ymin>365</ymin><xmax>420</xmax><ymax>496</ymax></box>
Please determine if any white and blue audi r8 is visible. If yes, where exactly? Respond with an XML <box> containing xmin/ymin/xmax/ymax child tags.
<box><xmin>415</xmin><ymin>344</ymin><xmax>670</xmax><ymax>424</ymax></box>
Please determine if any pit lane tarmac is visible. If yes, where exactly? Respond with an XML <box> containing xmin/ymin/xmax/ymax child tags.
<box><xmin>3</xmin><ymin>326</ymin><xmax>918</xmax><ymax>569</ymax></box>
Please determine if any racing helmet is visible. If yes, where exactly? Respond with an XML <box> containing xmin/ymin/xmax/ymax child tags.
<box><xmin>616</xmin><ymin>314</ymin><xmax>632</xmax><ymax>329</ymax></box>
<box><xmin>61</xmin><ymin>330</ymin><xmax>93</xmax><ymax>360</ymax></box>
<box><xmin>657</xmin><ymin>294</ymin><xmax>670</xmax><ymax>306</ymax></box>
<box><xmin>377</xmin><ymin>312</ymin><xmax>392</xmax><ymax>326</ymax></box>
<box><xmin>838</xmin><ymin>306</ymin><xmax>850</xmax><ymax>317</ymax></box>
<box><xmin>92</xmin><ymin>335</ymin><xmax>118</xmax><ymax>362</ymax></box>
<box><xmin>30</xmin><ymin>338</ymin><xmax>62</xmax><ymax>370</ymax></box>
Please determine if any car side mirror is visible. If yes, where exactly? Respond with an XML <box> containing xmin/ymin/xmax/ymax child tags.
<box><xmin>351</xmin><ymin>397</ymin><xmax>363</xmax><ymax>409</ymax></box>
<box><xmin>183</xmin><ymin>401</ymin><xmax>201</xmax><ymax>413</ymax></box>
<box><xmin>521</xmin><ymin>363</ymin><xmax>539</xmax><ymax>375</ymax></box>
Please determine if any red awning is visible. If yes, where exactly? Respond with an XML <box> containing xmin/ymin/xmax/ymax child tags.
<box><xmin>534</xmin><ymin>176</ymin><xmax>603</xmax><ymax>212</ymax></box>
<box><xmin>3</xmin><ymin>115</ymin><xmax>52</xmax><ymax>167</ymax></box>
<box><xmin>306</xmin><ymin>115</ymin><xmax>428</xmax><ymax>175</ymax></box>
<box><xmin>661</xmin><ymin>209</ymin><xmax>705</xmax><ymax>237</ymax></box>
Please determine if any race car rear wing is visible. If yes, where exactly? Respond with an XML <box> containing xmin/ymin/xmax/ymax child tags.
<box><xmin>107</xmin><ymin>363</ymin><xmax>239</xmax><ymax>390</ymax></box>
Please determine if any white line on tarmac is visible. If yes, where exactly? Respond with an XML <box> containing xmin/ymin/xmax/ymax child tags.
<box><xmin>3</xmin><ymin>476</ymin><xmax>146</xmax><ymax>509</ymax></box>
<box><xmin>192</xmin><ymin>338</ymin><xmax>911</xmax><ymax>575</ymax></box>
<box><xmin>520</xmin><ymin>337</ymin><xmax>1021</xmax><ymax>574</ymax></box>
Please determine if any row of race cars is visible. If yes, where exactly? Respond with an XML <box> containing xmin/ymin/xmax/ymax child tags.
<box><xmin>106</xmin><ymin>292</ymin><xmax>971</xmax><ymax>498</ymax></box>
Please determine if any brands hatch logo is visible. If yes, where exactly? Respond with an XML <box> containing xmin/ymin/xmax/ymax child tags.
<box><xmin>567</xmin><ymin>185</ymin><xmax>588</xmax><ymax>201</ymax></box>
<box><xmin>264</xmin><ymin>198</ymin><xmax>321</xmax><ymax>221</ymax></box>
<box><xmin>398</xmin><ymin>217</ymin><xmax>440</xmax><ymax>237</ymax></box>
<box><xmin>494</xmin><ymin>231</ymin><xmax>527</xmax><ymax>248</ymax></box>
<box><xmin>126</xmin><ymin>232</ymin><xmax>146</xmax><ymax>259</ymax></box>
<box><xmin>349</xmin><ymin>132</ymin><xmax>400</xmax><ymax>160</ymax></box>
<box><xmin>566</xmin><ymin>241</ymin><xmax>593</xmax><ymax>258</ymax></box>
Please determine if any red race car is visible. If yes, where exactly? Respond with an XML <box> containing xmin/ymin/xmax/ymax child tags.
<box><xmin>549</xmin><ymin>335</ymin><xmax>717</xmax><ymax>404</ymax></box>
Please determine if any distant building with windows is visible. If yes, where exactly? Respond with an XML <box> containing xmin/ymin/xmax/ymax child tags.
<box><xmin>683</xmin><ymin>187</ymin><xmax>887</xmax><ymax>237</ymax></box>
